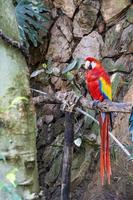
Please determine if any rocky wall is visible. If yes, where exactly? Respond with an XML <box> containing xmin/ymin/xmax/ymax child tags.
<box><xmin>31</xmin><ymin>1</ymin><xmax>133</xmax><ymax>199</ymax></box>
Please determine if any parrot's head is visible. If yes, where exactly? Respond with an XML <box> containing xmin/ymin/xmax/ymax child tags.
<box><xmin>84</xmin><ymin>57</ymin><xmax>101</xmax><ymax>70</ymax></box>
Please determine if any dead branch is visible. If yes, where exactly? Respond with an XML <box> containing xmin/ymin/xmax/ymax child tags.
<box><xmin>32</xmin><ymin>94</ymin><xmax>59</xmax><ymax>105</ymax></box>
<box><xmin>61</xmin><ymin>112</ymin><xmax>74</xmax><ymax>200</ymax></box>
<box><xmin>32</xmin><ymin>91</ymin><xmax>133</xmax><ymax>113</ymax></box>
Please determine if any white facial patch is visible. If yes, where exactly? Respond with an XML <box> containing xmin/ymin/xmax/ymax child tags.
<box><xmin>91</xmin><ymin>61</ymin><xmax>96</xmax><ymax>69</ymax></box>
<box><xmin>84</xmin><ymin>60</ymin><xmax>90</xmax><ymax>69</ymax></box>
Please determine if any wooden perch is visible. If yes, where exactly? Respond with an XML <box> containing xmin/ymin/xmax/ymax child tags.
<box><xmin>32</xmin><ymin>90</ymin><xmax>133</xmax><ymax>157</ymax></box>
<box><xmin>32</xmin><ymin>91</ymin><xmax>133</xmax><ymax>113</ymax></box>
<box><xmin>61</xmin><ymin>112</ymin><xmax>74</xmax><ymax>200</ymax></box>
<box><xmin>32</xmin><ymin>89</ymin><xmax>133</xmax><ymax>200</ymax></box>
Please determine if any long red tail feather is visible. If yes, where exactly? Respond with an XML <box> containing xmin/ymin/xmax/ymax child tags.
<box><xmin>99</xmin><ymin>113</ymin><xmax>111</xmax><ymax>185</ymax></box>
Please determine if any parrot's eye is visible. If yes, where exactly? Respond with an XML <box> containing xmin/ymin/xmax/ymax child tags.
<box><xmin>84</xmin><ymin>60</ymin><xmax>96</xmax><ymax>70</ymax></box>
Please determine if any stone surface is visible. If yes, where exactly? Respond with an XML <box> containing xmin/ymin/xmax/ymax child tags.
<box><xmin>112</xmin><ymin>84</ymin><xmax>133</xmax><ymax>144</ymax></box>
<box><xmin>45</xmin><ymin>154</ymin><xmax>62</xmax><ymax>186</ymax></box>
<box><xmin>102</xmin><ymin>20</ymin><xmax>125</xmax><ymax>57</ymax></box>
<box><xmin>46</xmin><ymin>16</ymin><xmax>73</xmax><ymax>62</ymax></box>
<box><xmin>126</xmin><ymin>5</ymin><xmax>133</xmax><ymax>24</ymax></box>
<box><xmin>98</xmin><ymin>22</ymin><xmax>106</xmax><ymax>34</ymax></box>
<box><xmin>53</xmin><ymin>0</ymin><xmax>76</xmax><ymax>18</ymax></box>
<box><xmin>73</xmin><ymin>31</ymin><xmax>104</xmax><ymax>60</ymax></box>
<box><xmin>119</xmin><ymin>24</ymin><xmax>133</xmax><ymax>54</ymax></box>
<box><xmin>114</xmin><ymin>54</ymin><xmax>133</xmax><ymax>72</ymax></box>
<box><xmin>42</xmin><ymin>134</ymin><xmax>63</xmax><ymax>169</ymax></box>
<box><xmin>102</xmin><ymin>55</ymin><xmax>132</xmax><ymax>73</ymax></box>
<box><xmin>73</xmin><ymin>0</ymin><xmax>100</xmax><ymax>37</ymax></box>
<box><xmin>73</xmin><ymin>0</ymin><xmax>83</xmax><ymax>6</ymax></box>
<box><xmin>54</xmin><ymin>77</ymin><xmax>64</xmax><ymax>90</ymax></box>
<box><xmin>102</xmin><ymin>58</ymin><xmax>115</xmax><ymax>72</ymax></box>
<box><xmin>101</xmin><ymin>0</ymin><xmax>130</xmax><ymax>25</ymax></box>
<box><xmin>71</xmin><ymin>145</ymin><xmax>94</xmax><ymax>189</ymax></box>
<box><xmin>44</xmin><ymin>115</ymin><xmax>54</xmax><ymax>124</ymax></box>
<box><xmin>111</xmin><ymin>73</ymin><xmax>124</xmax><ymax>100</ymax></box>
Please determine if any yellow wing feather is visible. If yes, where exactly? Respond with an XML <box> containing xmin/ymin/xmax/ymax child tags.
<box><xmin>99</xmin><ymin>77</ymin><xmax>112</xmax><ymax>100</ymax></box>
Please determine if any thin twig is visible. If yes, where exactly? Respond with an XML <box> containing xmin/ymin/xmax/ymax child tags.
<box><xmin>31</xmin><ymin>88</ymin><xmax>47</xmax><ymax>95</ymax></box>
<box><xmin>76</xmin><ymin>107</ymin><xmax>98</xmax><ymax>124</ymax></box>
<box><xmin>31</xmin><ymin>88</ymin><xmax>59</xmax><ymax>104</ymax></box>
<box><xmin>76</xmin><ymin>107</ymin><xmax>131</xmax><ymax>157</ymax></box>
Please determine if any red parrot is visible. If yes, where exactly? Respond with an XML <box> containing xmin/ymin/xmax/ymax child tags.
<box><xmin>84</xmin><ymin>57</ymin><xmax>112</xmax><ymax>185</ymax></box>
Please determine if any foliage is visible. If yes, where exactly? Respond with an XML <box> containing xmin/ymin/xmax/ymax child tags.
<box><xmin>61</xmin><ymin>58</ymin><xmax>85</xmax><ymax>83</ymax></box>
<box><xmin>8</xmin><ymin>96</ymin><xmax>28</xmax><ymax>109</ymax></box>
<box><xmin>62</xmin><ymin>58</ymin><xmax>84</xmax><ymax>75</ymax></box>
<box><xmin>0</xmin><ymin>96</ymin><xmax>28</xmax><ymax>113</ymax></box>
<box><xmin>0</xmin><ymin>158</ymin><xmax>21</xmax><ymax>200</ymax></box>
<box><xmin>15</xmin><ymin>0</ymin><xmax>50</xmax><ymax>47</ymax></box>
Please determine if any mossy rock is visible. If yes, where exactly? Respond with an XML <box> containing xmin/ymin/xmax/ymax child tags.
<box><xmin>45</xmin><ymin>154</ymin><xmax>62</xmax><ymax>186</ymax></box>
<box><xmin>126</xmin><ymin>6</ymin><xmax>133</xmax><ymax>24</ymax></box>
<box><xmin>111</xmin><ymin>73</ymin><xmax>124</xmax><ymax>100</ymax></box>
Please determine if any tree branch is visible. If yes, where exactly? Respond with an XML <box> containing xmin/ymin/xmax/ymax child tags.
<box><xmin>32</xmin><ymin>91</ymin><xmax>133</xmax><ymax>113</ymax></box>
<box><xmin>32</xmin><ymin>90</ymin><xmax>133</xmax><ymax>159</ymax></box>
<box><xmin>61</xmin><ymin>112</ymin><xmax>74</xmax><ymax>200</ymax></box>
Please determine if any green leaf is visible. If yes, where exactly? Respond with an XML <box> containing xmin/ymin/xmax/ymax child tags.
<box><xmin>62</xmin><ymin>59</ymin><xmax>78</xmax><ymax>74</ymax></box>
<box><xmin>76</xmin><ymin>58</ymin><xmax>85</xmax><ymax>70</ymax></box>
<box><xmin>15</xmin><ymin>0</ymin><xmax>50</xmax><ymax>47</ymax></box>
<box><xmin>128</xmin><ymin>155</ymin><xmax>133</xmax><ymax>161</ymax></box>
<box><xmin>8</xmin><ymin>96</ymin><xmax>28</xmax><ymax>109</ymax></box>
<box><xmin>64</xmin><ymin>72</ymin><xmax>74</xmax><ymax>81</ymax></box>
<box><xmin>6</xmin><ymin>168</ymin><xmax>18</xmax><ymax>187</ymax></box>
<box><xmin>0</xmin><ymin>154</ymin><xmax>6</xmax><ymax>162</ymax></box>
<box><xmin>62</xmin><ymin>58</ymin><xmax>84</xmax><ymax>74</ymax></box>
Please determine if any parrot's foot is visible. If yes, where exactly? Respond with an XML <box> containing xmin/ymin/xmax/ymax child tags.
<box><xmin>92</xmin><ymin>100</ymin><xmax>100</xmax><ymax>109</ymax></box>
<box><xmin>57</xmin><ymin>91</ymin><xmax>81</xmax><ymax>112</ymax></box>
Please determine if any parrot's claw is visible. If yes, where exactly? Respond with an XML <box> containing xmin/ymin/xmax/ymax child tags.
<box><xmin>57</xmin><ymin>91</ymin><xmax>81</xmax><ymax>112</ymax></box>
<box><xmin>92</xmin><ymin>100</ymin><xmax>100</xmax><ymax>109</ymax></box>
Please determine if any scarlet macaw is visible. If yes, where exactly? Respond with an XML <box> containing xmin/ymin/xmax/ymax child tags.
<box><xmin>84</xmin><ymin>57</ymin><xmax>112</xmax><ymax>185</ymax></box>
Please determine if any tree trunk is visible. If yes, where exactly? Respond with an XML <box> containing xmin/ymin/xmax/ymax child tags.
<box><xmin>0</xmin><ymin>0</ymin><xmax>39</xmax><ymax>199</ymax></box>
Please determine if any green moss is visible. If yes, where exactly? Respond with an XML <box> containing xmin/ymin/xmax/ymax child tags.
<box><xmin>0</xmin><ymin>0</ymin><xmax>20</xmax><ymax>41</ymax></box>
<box><xmin>0</xmin><ymin>1</ymin><xmax>39</xmax><ymax>197</ymax></box>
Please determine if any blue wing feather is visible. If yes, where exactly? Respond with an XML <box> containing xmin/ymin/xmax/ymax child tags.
<box><xmin>129</xmin><ymin>111</ymin><xmax>133</xmax><ymax>141</ymax></box>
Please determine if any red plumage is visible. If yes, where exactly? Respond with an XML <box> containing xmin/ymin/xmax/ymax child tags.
<box><xmin>85</xmin><ymin>57</ymin><xmax>112</xmax><ymax>185</ymax></box>
<box><xmin>85</xmin><ymin>57</ymin><xmax>111</xmax><ymax>101</ymax></box>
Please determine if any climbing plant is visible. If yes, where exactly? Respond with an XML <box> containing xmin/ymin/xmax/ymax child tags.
<box><xmin>15</xmin><ymin>0</ymin><xmax>50</xmax><ymax>47</ymax></box>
